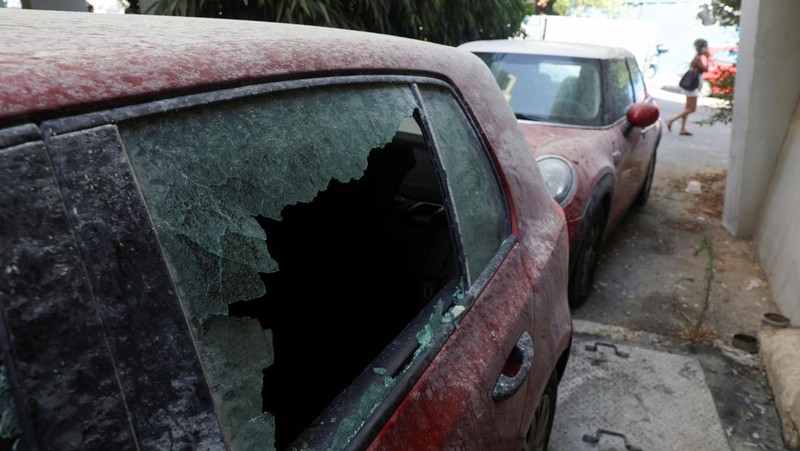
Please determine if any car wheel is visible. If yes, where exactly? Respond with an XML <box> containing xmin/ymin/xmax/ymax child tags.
<box><xmin>634</xmin><ymin>151</ymin><xmax>656</xmax><ymax>206</ymax></box>
<box><xmin>700</xmin><ymin>80</ymin><xmax>713</xmax><ymax>97</ymax></box>
<box><xmin>522</xmin><ymin>372</ymin><xmax>558</xmax><ymax>451</ymax></box>
<box><xmin>568</xmin><ymin>203</ymin><xmax>606</xmax><ymax>308</ymax></box>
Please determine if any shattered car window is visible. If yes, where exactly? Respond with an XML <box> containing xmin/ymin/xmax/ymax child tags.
<box><xmin>0</xmin><ymin>359</ymin><xmax>21</xmax><ymax>450</ymax></box>
<box><xmin>119</xmin><ymin>83</ymin><xmax>459</xmax><ymax>449</ymax></box>
<box><xmin>419</xmin><ymin>86</ymin><xmax>510</xmax><ymax>281</ymax></box>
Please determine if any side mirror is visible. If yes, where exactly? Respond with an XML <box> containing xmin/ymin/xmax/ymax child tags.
<box><xmin>627</xmin><ymin>103</ymin><xmax>660</xmax><ymax>128</ymax></box>
<box><xmin>622</xmin><ymin>103</ymin><xmax>660</xmax><ymax>136</ymax></box>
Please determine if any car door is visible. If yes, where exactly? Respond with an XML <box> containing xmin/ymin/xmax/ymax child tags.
<box><xmin>367</xmin><ymin>85</ymin><xmax>542</xmax><ymax>449</ymax></box>
<box><xmin>627</xmin><ymin>58</ymin><xmax>659</xmax><ymax>194</ymax></box>
<box><xmin>606</xmin><ymin>58</ymin><xmax>643</xmax><ymax>221</ymax></box>
<box><xmin>0</xmin><ymin>76</ymin><xmax>550</xmax><ymax>450</ymax></box>
<box><xmin>56</xmin><ymin>77</ymin><xmax>537</xmax><ymax>450</ymax></box>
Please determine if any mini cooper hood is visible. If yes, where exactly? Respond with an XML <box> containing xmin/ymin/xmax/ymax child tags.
<box><xmin>517</xmin><ymin>121</ymin><xmax>610</xmax><ymax>161</ymax></box>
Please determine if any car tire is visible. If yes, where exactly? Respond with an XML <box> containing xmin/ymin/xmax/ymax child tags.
<box><xmin>522</xmin><ymin>372</ymin><xmax>558</xmax><ymax>451</ymax></box>
<box><xmin>568</xmin><ymin>203</ymin><xmax>606</xmax><ymax>308</ymax></box>
<box><xmin>634</xmin><ymin>151</ymin><xmax>656</xmax><ymax>206</ymax></box>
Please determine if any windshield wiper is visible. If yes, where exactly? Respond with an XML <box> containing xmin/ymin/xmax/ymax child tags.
<box><xmin>514</xmin><ymin>113</ymin><xmax>548</xmax><ymax>122</ymax></box>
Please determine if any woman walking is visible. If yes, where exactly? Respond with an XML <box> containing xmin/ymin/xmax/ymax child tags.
<box><xmin>667</xmin><ymin>38</ymin><xmax>710</xmax><ymax>136</ymax></box>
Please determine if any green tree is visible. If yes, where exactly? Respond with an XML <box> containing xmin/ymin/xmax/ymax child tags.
<box><xmin>543</xmin><ymin>0</ymin><xmax>621</xmax><ymax>17</ymax></box>
<box><xmin>149</xmin><ymin>0</ymin><xmax>532</xmax><ymax>46</ymax></box>
<box><xmin>710</xmin><ymin>0</ymin><xmax>740</xmax><ymax>27</ymax></box>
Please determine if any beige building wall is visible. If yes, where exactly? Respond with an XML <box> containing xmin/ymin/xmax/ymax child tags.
<box><xmin>756</xmin><ymin>102</ymin><xmax>800</xmax><ymax>324</ymax></box>
<box><xmin>723</xmin><ymin>0</ymin><xmax>800</xmax><ymax>324</ymax></box>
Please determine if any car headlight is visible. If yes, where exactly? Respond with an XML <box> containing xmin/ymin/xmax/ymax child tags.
<box><xmin>536</xmin><ymin>155</ymin><xmax>577</xmax><ymax>206</ymax></box>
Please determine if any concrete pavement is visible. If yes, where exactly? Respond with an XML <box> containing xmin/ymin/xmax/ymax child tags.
<box><xmin>552</xmin><ymin>322</ymin><xmax>730</xmax><ymax>451</ymax></box>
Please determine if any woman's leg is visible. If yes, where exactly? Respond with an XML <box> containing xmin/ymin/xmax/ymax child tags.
<box><xmin>668</xmin><ymin>95</ymin><xmax>698</xmax><ymax>132</ymax></box>
<box><xmin>679</xmin><ymin>96</ymin><xmax>698</xmax><ymax>133</ymax></box>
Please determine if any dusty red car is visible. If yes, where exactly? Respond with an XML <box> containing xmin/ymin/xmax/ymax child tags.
<box><xmin>460</xmin><ymin>40</ymin><xmax>662</xmax><ymax>307</ymax></box>
<box><xmin>701</xmin><ymin>45</ymin><xmax>738</xmax><ymax>96</ymax></box>
<box><xmin>0</xmin><ymin>10</ymin><xmax>572</xmax><ymax>450</ymax></box>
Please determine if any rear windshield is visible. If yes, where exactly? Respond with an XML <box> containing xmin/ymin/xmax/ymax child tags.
<box><xmin>474</xmin><ymin>52</ymin><xmax>603</xmax><ymax>126</ymax></box>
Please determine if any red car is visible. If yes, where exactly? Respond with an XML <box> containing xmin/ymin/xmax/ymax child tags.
<box><xmin>460</xmin><ymin>40</ymin><xmax>661</xmax><ymax>307</ymax></box>
<box><xmin>701</xmin><ymin>45</ymin><xmax>738</xmax><ymax>96</ymax></box>
<box><xmin>0</xmin><ymin>10</ymin><xmax>572</xmax><ymax>450</ymax></box>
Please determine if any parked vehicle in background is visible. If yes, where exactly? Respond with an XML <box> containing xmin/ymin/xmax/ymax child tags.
<box><xmin>701</xmin><ymin>45</ymin><xmax>738</xmax><ymax>96</ymax></box>
<box><xmin>460</xmin><ymin>40</ymin><xmax>662</xmax><ymax>308</ymax></box>
<box><xmin>0</xmin><ymin>9</ymin><xmax>572</xmax><ymax>450</ymax></box>
<box><xmin>644</xmin><ymin>43</ymin><xmax>670</xmax><ymax>79</ymax></box>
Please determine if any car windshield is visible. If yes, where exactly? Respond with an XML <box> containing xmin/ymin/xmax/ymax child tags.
<box><xmin>475</xmin><ymin>52</ymin><xmax>603</xmax><ymax>126</ymax></box>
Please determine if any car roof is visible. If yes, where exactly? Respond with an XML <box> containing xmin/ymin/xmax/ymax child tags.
<box><xmin>0</xmin><ymin>9</ymin><xmax>485</xmax><ymax>124</ymax></box>
<box><xmin>458</xmin><ymin>39</ymin><xmax>633</xmax><ymax>60</ymax></box>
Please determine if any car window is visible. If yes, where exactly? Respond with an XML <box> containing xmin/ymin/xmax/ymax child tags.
<box><xmin>418</xmin><ymin>86</ymin><xmax>510</xmax><ymax>282</ymax></box>
<box><xmin>628</xmin><ymin>58</ymin><xmax>647</xmax><ymax>102</ymax></box>
<box><xmin>474</xmin><ymin>52</ymin><xmax>603</xmax><ymax>126</ymax></box>
<box><xmin>608</xmin><ymin>59</ymin><xmax>635</xmax><ymax>121</ymax></box>
<box><xmin>118</xmin><ymin>83</ymin><xmax>461</xmax><ymax>450</ymax></box>
<box><xmin>0</xmin><ymin>357</ymin><xmax>21</xmax><ymax>450</ymax></box>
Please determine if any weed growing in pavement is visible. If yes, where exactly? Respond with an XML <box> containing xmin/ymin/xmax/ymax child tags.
<box><xmin>680</xmin><ymin>235</ymin><xmax>716</xmax><ymax>342</ymax></box>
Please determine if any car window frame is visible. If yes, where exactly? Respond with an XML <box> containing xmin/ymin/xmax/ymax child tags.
<box><xmin>604</xmin><ymin>58</ymin><xmax>636</xmax><ymax>123</ymax></box>
<box><xmin>0</xmin><ymin>124</ymin><xmax>228</xmax><ymax>450</ymax></box>
<box><xmin>37</xmin><ymin>74</ymin><xmax>516</xmax><ymax>450</ymax></box>
<box><xmin>627</xmin><ymin>58</ymin><xmax>647</xmax><ymax>102</ymax></box>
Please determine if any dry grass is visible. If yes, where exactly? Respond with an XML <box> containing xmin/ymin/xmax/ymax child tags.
<box><xmin>678</xmin><ymin>324</ymin><xmax>718</xmax><ymax>343</ymax></box>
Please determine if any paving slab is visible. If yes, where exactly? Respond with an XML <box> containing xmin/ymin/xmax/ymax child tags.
<box><xmin>551</xmin><ymin>331</ymin><xmax>730</xmax><ymax>451</ymax></box>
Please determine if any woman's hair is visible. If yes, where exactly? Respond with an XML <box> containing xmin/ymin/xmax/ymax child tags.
<box><xmin>694</xmin><ymin>38</ymin><xmax>709</xmax><ymax>51</ymax></box>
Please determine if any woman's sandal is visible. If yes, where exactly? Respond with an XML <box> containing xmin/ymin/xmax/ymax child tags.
<box><xmin>679</xmin><ymin>131</ymin><xmax>693</xmax><ymax>136</ymax></box>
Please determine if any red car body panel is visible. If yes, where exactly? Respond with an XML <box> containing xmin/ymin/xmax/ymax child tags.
<box><xmin>370</xmin><ymin>232</ymin><xmax>571</xmax><ymax>449</ymax></box>
<box><xmin>0</xmin><ymin>9</ymin><xmax>572</xmax><ymax>448</ymax></box>
<box><xmin>518</xmin><ymin>120</ymin><xmax>654</xmax><ymax>244</ymax></box>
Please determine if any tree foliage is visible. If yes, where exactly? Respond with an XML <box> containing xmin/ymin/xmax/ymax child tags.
<box><xmin>549</xmin><ymin>0</ymin><xmax>622</xmax><ymax>17</ymax></box>
<box><xmin>710</xmin><ymin>0</ymin><xmax>740</xmax><ymax>28</ymax></box>
<box><xmin>149</xmin><ymin>0</ymin><xmax>532</xmax><ymax>46</ymax></box>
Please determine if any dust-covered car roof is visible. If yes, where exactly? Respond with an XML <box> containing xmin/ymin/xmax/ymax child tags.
<box><xmin>0</xmin><ymin>9</ymin><xmax>486</xmax><ymax>124</ymax></box>
<box><xmin>458</xmin><ymin>39</ymin><xmax>633</xmax><ymax>60</ymax></box>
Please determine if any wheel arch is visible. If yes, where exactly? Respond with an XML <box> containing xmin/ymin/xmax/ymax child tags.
<box><xmin>569</xmin><ymin>174</ymin><xmax>613</xmax><ymax>273</ymax></box>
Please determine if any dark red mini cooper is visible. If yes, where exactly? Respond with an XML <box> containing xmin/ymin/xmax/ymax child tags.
<box><xmin>0</xmin><ymin>10</ymin><xmax>571</xmax><ymax>450</ymax></box>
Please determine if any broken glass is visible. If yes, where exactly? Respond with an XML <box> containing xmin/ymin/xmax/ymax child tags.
<box><xmin>119</xmin><ymin>83</ymin><xmax>418</xmax><ymax>449</ymax></box>
<box><xmin>0</xmin><ymin>361</ymin><xmax>20</xmax><ymax>451</ymax></box>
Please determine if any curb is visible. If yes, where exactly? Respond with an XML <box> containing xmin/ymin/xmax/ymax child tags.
<box><xmin>759</xmin><ymin>325</ymin><xmax>800</xmax><ymax>449</ymax></box>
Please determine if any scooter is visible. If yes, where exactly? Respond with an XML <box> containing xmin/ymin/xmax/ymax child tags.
<box><xmin>645</xmin><ymin>44</ymin><xmax>670</xmax><ymax>79</ymax></box>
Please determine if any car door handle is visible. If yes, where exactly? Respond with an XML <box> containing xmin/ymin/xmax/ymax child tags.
<box><xmin>492</xmin><ymin>331</ymin><xmax>534</xmax><ymax>402</ymax></box>
<box><xmin>612</xmin><ymin>151</ymin><xmax>622</xmax><ymax>166</ymax></box>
